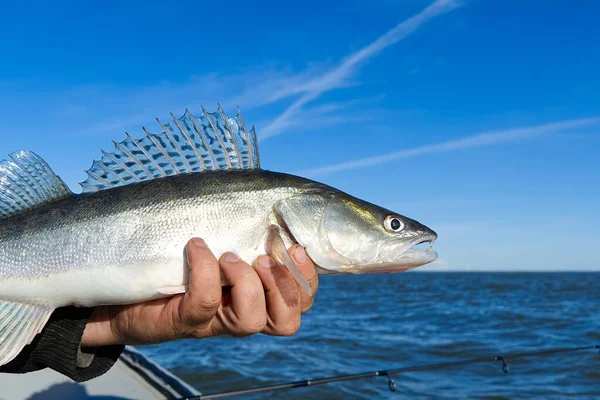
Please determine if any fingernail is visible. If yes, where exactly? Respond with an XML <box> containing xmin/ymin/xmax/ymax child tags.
<box><xmin>257</xmin><ymin>255</ymin><xmax>275</xmax><ymax>268</ymax></box>
<box><xmin>293</xmin><ymin>246</ymin><xmax>308</xmax><ymax>264</ymax></box>
<box><xmin>224</xmin><ymin>252</ymin><xmax>240</xmax><ymax>263</ymax></box>
<box><xmin>191</xmin><ymin>238</ymin><xmax>207</xmax><ymax>248</ymax></box>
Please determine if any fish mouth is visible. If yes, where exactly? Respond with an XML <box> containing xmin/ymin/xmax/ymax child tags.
<box><xmin>351</xmin><ymin>233</ymin><xmax>438</xmax><ymax>274</ymax></box>
<box><xmin>399</xmin><ymin>234</ymin><xmax>438</xmax><ymax>265</ymax></box>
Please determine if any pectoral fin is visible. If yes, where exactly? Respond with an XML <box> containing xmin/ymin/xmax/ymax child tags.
<box><xmin>266</xmin><ymin>225</ymin><xmax>313</xmax><ymax>296</ymax></box>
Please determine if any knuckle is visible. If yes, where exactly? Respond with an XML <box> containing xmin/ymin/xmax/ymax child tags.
<box><xmin>175</xmin><ymin>314</ymin><xmax>202</xmax><ymax>339</ymax></box>
<box><xmin>198</xmin><ymin>296</ymin><xmax>222</xmax><ymax>315</ymax></box>
<box><xmin>276</xmin><ymin>318</ymin><xmax>301</xmax><ymax>337</ymax></box>
<box><xmin>190</xmin><ymin>326</ymin><xmax>208</xmax><ymax>339</ymax></box>
<box><xmin>171</xmin><ymin>308</ymin><xmax>189</xmax><ymax>337</ymax></box>
<box><xmin>308</xmin><ymin>273</ymin><xmax>319</xmax><ymax>291</ymax></box>
<box><xmin>183</xmin><ymin>299</ymin><xmax>221</xmax><ymax>327</ymax></box>
<box><xmin>301</xmin><ymin>300</ymin><xmax>314</xmax><ymax>314</ymax></box>
<box><xmin>181</xmin><ymin>310</ymin><xmax>204</xmax><ymax>328</ymax></box>
<box><xmin>237</xmin><ymin>314</ymin><xmax>267</xmax><ymax>337</ymax></box>
<box><xmin>179</xmin><ymin>315</ymin><xmax>216</xmax><ymax>340</ymax></box>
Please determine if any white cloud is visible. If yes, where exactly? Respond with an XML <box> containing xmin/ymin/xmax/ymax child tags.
<box><xmin>300</xmin><ymin>117</ymin><xmax>600</xmax><ymax>176</ymax></box>
<box><xmin>1</xmin><ymin>1</ymin><xmax>460</xmax><ymax>145</ymax></box>
<box><xmin>0</xmin><ymin>67</ymin><xmax>332</xmax><ymax>140</ymax></box>
<box><xmin>260</xmin><ymin>0</ymin><xmax>461</xmax><ymax>139</ymax></box>
<box><xmin>252</xmin><ymin>95</ymin><xmax>387</xmax><ymax>133</ymax></box>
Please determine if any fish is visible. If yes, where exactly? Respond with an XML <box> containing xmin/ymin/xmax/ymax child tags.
<box><xmin>0</xmin><ymin>105</ymin><xmax>437</xmax><ymax>365</ymax></box>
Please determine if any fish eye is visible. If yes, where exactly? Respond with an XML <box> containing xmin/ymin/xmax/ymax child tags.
<box><xmin>384</xmin><ymin>216</ymin><xmax>404</xmax><ymax>233</ymax></box>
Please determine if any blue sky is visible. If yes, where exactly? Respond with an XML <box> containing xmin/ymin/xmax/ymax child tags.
<box><xmin>1</xmin><ymin>0</ymin><xmax>598</xmax><ymax>270</ymax></box>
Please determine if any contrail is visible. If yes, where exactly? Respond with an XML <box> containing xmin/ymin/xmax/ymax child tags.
<box><xmin>260</xmin><ymin>0</ymin><xmax>461</xmax><ymax>139</ymax></box>
<box><xmin>300</xmin><ymin>117</ymin><xmax>600</xmax><ymax>177</ymax></box>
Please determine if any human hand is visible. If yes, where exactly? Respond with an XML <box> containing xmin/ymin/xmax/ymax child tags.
<box><xmin>81</xmin><ymin>238</ymin><xmax>319</xmax><ymax>347</ymax></box>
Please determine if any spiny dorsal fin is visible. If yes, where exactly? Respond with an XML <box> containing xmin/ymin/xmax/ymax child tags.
<box><xmin>0</xmin><ymin>150</ymin><xmax>72</xmax><ymax>219</ymax></box>
<box><xmin>80</xmin><ymin>105</ymin><xmax>260</xmax><ymax>193</ymax></box>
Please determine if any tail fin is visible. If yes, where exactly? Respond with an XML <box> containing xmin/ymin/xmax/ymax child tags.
<box><xmin>0</xmin><ymin>150</ymin><xmax>65</xmax><ymax>364</ymax></box>
<box><xmin>0</xmin><ymin>300</ymin><xmax>54</xmax><ymax>366</ymax></box>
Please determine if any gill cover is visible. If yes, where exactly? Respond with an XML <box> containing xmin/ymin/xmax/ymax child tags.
<box><xmin>275</xmin><ymin>193</ymin><xmax>338</xmax><ymax>270</ymax></box>
<box><xmin>275</xmin><ymin>193</ymin><xmax>380</xmax><ymax>271</ymax></box>
<box><xmin>321</xmin><ymin>198</ymin><xmax>381</xmax><ymax>265</ymax></box>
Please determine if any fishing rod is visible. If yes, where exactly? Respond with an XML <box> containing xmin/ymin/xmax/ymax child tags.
<box><xmin>179</xmin><ymin>344</ymin><xmax>599</xmax><ymax>400</ymax></box>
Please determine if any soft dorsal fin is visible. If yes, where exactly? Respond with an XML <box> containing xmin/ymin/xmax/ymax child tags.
<box><xmin>80</xmin><ymin>105</ymin><xmax>260</xmax><ymax>193</ymax></box>
<box><xmin>0</xmin><ymin>150</ymin><xmax>72</xmax><ymax>219</ymax></box>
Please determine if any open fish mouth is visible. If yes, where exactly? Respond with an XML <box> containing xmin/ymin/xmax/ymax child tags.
<box><xmin>399</xmin><ymin>234</ymin><xmax>438</xmax><ymax>265</ymax></box>
<box><xmin>350</xmin><ymin>234</ymin><xmax>438</xmax><ymax>274</ymax></box>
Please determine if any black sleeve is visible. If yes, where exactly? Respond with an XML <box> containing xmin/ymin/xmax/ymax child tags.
<box><xmin>0</xmin><ymin>306</ymin><xmax>125</xmax><ymax>383</ymax></box>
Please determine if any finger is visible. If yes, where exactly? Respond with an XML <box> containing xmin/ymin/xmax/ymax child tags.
<box><xmin>254</xmin><ymin>255</ymin><xmax>301</xmax><ymax>336</ymax></box>
<box><xmin>179</xmin><ymin>238</ymin><xmax>222</xmax><ymax>327</ymax></box>
<box><xmin>214</xmin><ymin>252</ymin><xmax>267</xmax><ymax>337</ymax></box>
<box><xmin>290</xmin><ymin>245</ymin><xmax>319</xmax><ymax>313</ymax></box>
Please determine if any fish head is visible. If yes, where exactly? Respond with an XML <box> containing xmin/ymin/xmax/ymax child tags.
<box><xmin>275</xmin><ymin>189</ymin><xmax>438</xmax><ymax>275</ymax></box>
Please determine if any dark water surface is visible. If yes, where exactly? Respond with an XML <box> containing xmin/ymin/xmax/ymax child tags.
<box><xmin>140</xmin><ymin>273</ymin><xmax>600</xmax><ymax>399</ymax></box>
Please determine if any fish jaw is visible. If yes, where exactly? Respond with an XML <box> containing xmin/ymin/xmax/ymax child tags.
<box><xmin>379</xmin><ymin>232</ymin><xmax>438</xmax><ymax>268</ymax></box>
<box><xmin>355</xmin><ymin>250</ymin><xmax>438</xmax><ymax>274</ymax></box>
<box><xmin>333</xmin><ymin>233</ymin><xmax>439</xmax><ymax>275</ymax></box>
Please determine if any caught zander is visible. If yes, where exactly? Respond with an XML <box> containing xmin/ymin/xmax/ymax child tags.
<box><xmin>0</xmin><ymin>105</ymin><xmax>437</xmax><ymax>365</ymax></box>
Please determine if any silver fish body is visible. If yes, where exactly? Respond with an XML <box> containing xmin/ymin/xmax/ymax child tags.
<box><xmin>0</xmin><ymin>170</ymin><xmax>436</xmax><ymax>309</ymax></box>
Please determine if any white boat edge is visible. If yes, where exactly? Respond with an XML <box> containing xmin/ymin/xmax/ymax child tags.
<box><xmin>0</xmin><ymin>346</ymin><xmax>201</xmax><ymax>400</ymax></box>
